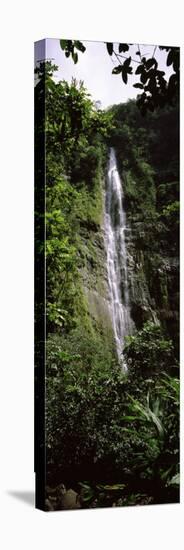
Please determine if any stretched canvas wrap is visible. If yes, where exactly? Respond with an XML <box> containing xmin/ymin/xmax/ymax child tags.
<box><xmin>34</xmin><ymin>38</ymin><xmax>180</xmax><ymax>511</ymax></box>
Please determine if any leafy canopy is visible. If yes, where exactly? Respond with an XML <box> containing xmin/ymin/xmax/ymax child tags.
<box><xmin>59</xmin><ymin>40</ymin><xmax>179</xmax><ymax>115</ymax></box>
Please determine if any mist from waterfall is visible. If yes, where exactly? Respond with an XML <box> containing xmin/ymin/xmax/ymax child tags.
<box><xmin>105</xmin><ymin>148</ymin><xmax>134</xmax><ymax>368</ymax></box>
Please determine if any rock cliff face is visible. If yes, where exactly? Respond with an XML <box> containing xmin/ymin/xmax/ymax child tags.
<box><xmin>80</xmin><ymin>224</ymin><xmax>114</xmax><ymax>347</ymax></box>
<box><xmin>77</xmin><ymin>182</ymin><xmax>115</xmax><ymax>353</ymax></box>
<box><xmin>125</xmin><ymin>219</ymin><xmax>179</xmax><ymax>346</ymax></box>
<box><xmin>121</xmin><ymin>185</ymin><xmax>179</xmax><ymax>357</ymax></box>
<box><xmin>125</xmin><ymin>226</ymin><xmax>158</xmax><ymax>326</ymax></box>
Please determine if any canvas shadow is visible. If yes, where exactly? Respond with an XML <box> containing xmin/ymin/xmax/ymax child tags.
<box><xmin>7</xmin><ymin>490</ymin><xmax>35</xmax><ymax>507</ymax></box>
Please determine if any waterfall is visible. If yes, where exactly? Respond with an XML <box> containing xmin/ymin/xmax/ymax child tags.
<box><xmin>105</xmin><ymin>148</ymin><xmax>134</xmax><ymax>368</ymax></box>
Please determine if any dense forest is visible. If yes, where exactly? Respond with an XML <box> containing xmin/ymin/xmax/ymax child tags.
<box><xmin>35</xmin><ymin>60</ymin><xmax>179</xmax><ymax>511</ymax></box>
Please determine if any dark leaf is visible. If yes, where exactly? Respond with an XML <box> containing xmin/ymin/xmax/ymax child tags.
<box><xmin>159</xmin><ymin>77</ymin><xmax>167</xmax><ymax>91</ymax></box>
<box><xmin>133</xmin><ymin>83</ymin><xmax>144</xmax><ymax>89</ymax></box>
<box><xmin>106</xmin><ymin>42</ymin><xmax>113</xmax><ymax>56</ymax></box>
<box><xmin>168</xmin><ymin>73</ymin><xmax>177</xmax><ymax>90</ymax></box>
<box><xmin>147</xmin><ymin>68</ymin><xmax>156</xmax><ymax>78</ymax></box>
<box><xmin>173</xmin><ymin>52</ymin><xmax>179</xmax><ymax>72</ymax></box>
<box><xmin>119</xmin><ymin>43</ymin><xmax>129</xmax><ymax>53</ymax></box>
<box><xmin>135</xmin><ymin>64</ymin><xmax>144</xmax><ymax>75</ymax></box>
<box><xmin>156</xmin><ymin>70</ymin><xmax>165</xmax><ymax>77</ymax></box>
<box><xmin>74</xmin><ymin>40</ymin><xmax>86</xmax><ymax>53</ymax></box>
<box><xmin>167</xmin><ymin>74</ymin><xmax>178</xmax><ymax>99</ymax></box>
<box><xmin>146</xmin><ymin>76</ymin><xmax>157</xmax><ymax>93</ymax></box>
<box><xmin>123</xmin><ymin>56</ymin><xmax>131</xmax><ymax>69</ymax></box>
<box><xmin>140</xmin><ymin>71</ymin><xmax>148</xmax><ymax>84</ymax></box>
<box><xmin>72</xmin><ymin>51</ymin><xmax>78</xmax><ymax>64</ymax></box>
<box><xmin>122</xmin><ymin>69</ymin><xmax>128</xmax><ymax>84</ymax></box>
<box><xmin>112</xmin><ymin>65</ymin><xmax>123</xmax><ymax>75</ymax></box>
<box><xmin>146</xmin><ymin>58</ymin><xmax>158</xmax><ymax>70</ymax></box>
<box><xmin>167</xmin><ymin>49</ymin><xmax>174</xmax><ymax>66</ymax></box>
<box><xmin>60</xmin><ymin>39</ymin><xmax>68</xmax><ymax>50</ymax></box>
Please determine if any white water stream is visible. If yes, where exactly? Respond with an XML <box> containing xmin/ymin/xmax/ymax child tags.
<box><xmin>105</xmin><ymin>148</ymin><xmax>134</xmax><ymax>367</ymax></box>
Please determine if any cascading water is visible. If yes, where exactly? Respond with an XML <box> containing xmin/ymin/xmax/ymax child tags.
<box><xmin>105</xmin><ymin>148</ymin><xmax>134</xmax><ymax>368</ymax></box>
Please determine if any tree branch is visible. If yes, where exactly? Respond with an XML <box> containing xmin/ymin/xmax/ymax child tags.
<box><xmin>137</xmin><ymin>44</ymin><xmax>142</xmax><ymax>60</ymax></box>
<box><xmin>152</xmin><ymin>45</ymin><xmax>157</xmax><ymax>58</ymax></box>
<box><xmin>113</xmin><ymin>49</ymin><xmax>140</xmax><ymax>65</ymax></box>
<box><xmin>113</xmin><ymin>50</ymin><xmax>123</xmax><ymax>65</ymax></box>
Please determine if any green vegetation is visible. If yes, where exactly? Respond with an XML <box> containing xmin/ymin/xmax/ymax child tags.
<box><xmin>35</xmin><ymin>61</ymin><xmax>113</xmax><ymax>332</ymax></box>
<box><xmin>45</xmin><ymin>324</ymin><xmax>179</xmax><ymax>507</ymax></box>
<box><xmin>124</xmin><ymin>321</ymin><xmax>175</xmax><ymax>375</ymax></box>
<box><xmin>35</xmin><ymin>62</ymin><xmax>179</xmax><ymax>510</ymax></box>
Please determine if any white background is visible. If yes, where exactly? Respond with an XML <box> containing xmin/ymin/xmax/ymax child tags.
<box><xmin>0</xmin><ymin>1</ymin><xmax>183</xmax><ymax>548</ymax></box>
